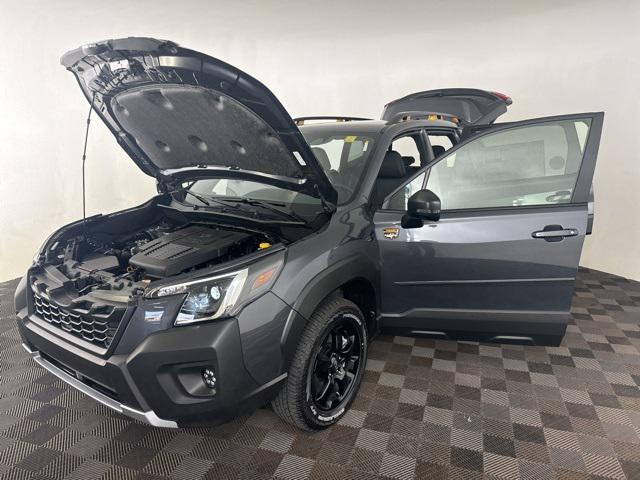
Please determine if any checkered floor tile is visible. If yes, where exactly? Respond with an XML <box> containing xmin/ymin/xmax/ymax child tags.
<box><xmin>1</xmin><ymin>267</ymin><xmax>639</xmax><ymax>479</ymax></box>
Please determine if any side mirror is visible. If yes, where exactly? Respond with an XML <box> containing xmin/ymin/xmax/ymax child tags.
<box><xmin>407</xmin><ymin>189</ymin><xmax>441</xmax><ymax>222</ymax></box>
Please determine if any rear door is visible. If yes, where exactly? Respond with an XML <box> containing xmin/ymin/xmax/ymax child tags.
<box><xmin>381</xmin><ymin>88</ymin><xmax>512</xmax><ymax>126</ymax></box>
<box><xmin>375</xmin><ymin>112</ymin><xmax>603</xmax><ymax>345</ymax></box>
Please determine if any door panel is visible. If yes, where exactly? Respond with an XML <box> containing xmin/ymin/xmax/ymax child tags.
<box><xmin>376</xmin><ymin>206</ymin><xmax>586</xmax><ymax>340</ymax></box>
<box><xmin>375</xmin><ymin>113</ymin><xmax>603</xmax><ymax>345</ymax></box>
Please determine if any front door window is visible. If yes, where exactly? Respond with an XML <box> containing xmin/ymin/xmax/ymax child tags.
<box><xmin>387</xmin><ymin>172</ymin><xmax>426</xmax><ymax>210</ymax></box>
<box><xmin>425</xmin><ymin>119</ymin><xmax>592</xmax><ymax>210</ymax></box>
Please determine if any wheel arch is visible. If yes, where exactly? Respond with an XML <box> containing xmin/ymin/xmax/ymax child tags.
<box><xmin>339</xmin><ymin>278</ymin><xmax>378</xmax><ymax>335</ymax></box>
<box><xmin>279</xmin><ymin>255</ymin><xmax>379</xmax><ymax>371</ymax></box>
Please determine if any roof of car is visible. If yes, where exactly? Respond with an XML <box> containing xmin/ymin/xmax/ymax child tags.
<box><xmin>298</xmin><ymin>118</ymin><xmax>458</xmax><ymax>136</ymax></box>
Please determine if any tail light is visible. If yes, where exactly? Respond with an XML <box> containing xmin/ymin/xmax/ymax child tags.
<box><xmin>491</xmin><ymin>91</ymin><xmax>512</xmax><ymax>105</ymax></box>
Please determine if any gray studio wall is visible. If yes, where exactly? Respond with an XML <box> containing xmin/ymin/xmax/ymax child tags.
<box><xmin>1</xmin><ymin>0</ymin><xmax>639</xmax><ymax>281</ymax></box>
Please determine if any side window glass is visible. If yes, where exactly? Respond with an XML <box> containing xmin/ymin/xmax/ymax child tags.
<box><xmin>428</xmin><ymin>135</ymin><xmax>453</xmax><ymax>158</ymax></box>
<box><xmin>426</xmin><ymin>119</ymin><xmax>592</xmax><ymax>210</ymax></box>
<box><xmin>575</xmin><ymin>122</ymin><xmax>589</xmax><ymax>152</ymax></box>
<box><xmin>387</xmin><ymin>172</ymin><xmax>426</xmax><ymax>210</ymax></box>
<box><xmin>391</xmin><ymin>136</ymin><xmax>421</xmax><ymax>167</ymax></box>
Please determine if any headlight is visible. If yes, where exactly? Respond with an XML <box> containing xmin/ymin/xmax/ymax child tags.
<box><xmin>145</xmin><ymin>270</ymin><xmax>247</xmax><ymax>325</ymax></box>
<box><xmin>144</xmin><ymin>255</ymin><xmax>283</xmax><ymax>326</ymax></box>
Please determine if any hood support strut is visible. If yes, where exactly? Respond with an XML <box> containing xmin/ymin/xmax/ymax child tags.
<box><xmin>81</xmin><ymin>91</ymin><xmax>97</xmax><ymax>236</ymax></box>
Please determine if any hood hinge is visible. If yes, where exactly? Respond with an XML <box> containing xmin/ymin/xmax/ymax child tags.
<box><xmin>156</xmin><ymin>176</ymin><xmax>175</xmax><ymax>194</ymax></box>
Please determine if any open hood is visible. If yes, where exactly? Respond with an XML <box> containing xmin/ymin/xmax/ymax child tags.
<box><xmin>381</xmin><ymin>88</ymin><xmax>512</xmax><ymax>125</ymax></box>
<box><xmin>61</xmin><ymin>37</ymin><xmax>337</xmax><ymax>206</ymax></box>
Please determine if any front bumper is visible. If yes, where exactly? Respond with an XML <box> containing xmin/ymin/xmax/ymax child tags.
<box><xmin>22</xmin><ymin>343</ymin><xmax>177</xmax><ymax>427</ymax></box>
<box><xmin>16</xmin><ymin>274</ymin><xmax>293</xmax><ymax>427</ymax></box>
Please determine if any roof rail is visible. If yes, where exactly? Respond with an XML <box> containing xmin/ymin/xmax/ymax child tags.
<box><xmin>294</xmin><ymin>116</ymin><xmax>372</xmax><ymax>126</ymax></box>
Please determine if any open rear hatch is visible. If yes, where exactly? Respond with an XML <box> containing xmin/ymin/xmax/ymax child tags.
<box><xmin>61</xmin><ymin>37</ymin><xmax>337</xmax><ymax>207</ymax></box>
<box><xmin>381</xmin><ymin>88</ymin><xmax>512</xmax><ymax>126</ymax></box>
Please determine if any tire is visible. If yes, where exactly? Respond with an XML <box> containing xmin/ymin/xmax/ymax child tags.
<box><xmin>272</xmin><ymin>296</ymin><xmax>368</xmax><ymax>431</ymax></box>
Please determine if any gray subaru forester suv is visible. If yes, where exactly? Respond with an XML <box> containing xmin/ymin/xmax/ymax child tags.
<box><xmin>14</xmin><ymin>37</ymin><xmax>603</xmax><ymax>430</ymax></box>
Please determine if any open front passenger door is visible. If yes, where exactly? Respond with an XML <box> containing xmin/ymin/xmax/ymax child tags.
<box><xmin>375</xmin><ymin>112</ymin><xmax>603</xmax><ymax>345</ymax></box>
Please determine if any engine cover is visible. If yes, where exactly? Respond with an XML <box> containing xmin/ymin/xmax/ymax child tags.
<box><xmin>129</xmin><ymin>226</ymin><xmax>250</xmax><ymax>277</ymax></box>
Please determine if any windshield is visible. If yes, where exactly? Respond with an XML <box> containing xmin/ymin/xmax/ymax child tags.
<box><xmin>302</xmin><ymin>130</ymin><xmax>375</xmax><ymax>204</ymax></box>
<box><xmin>189</xmin><ymin>178</ymin><xmax>320</xmax><ymax>205</ymax></box>
<box><xmin>188</xmin><ymin>129</ymin><xmax>376</xmax><ymax>206</ymax></box>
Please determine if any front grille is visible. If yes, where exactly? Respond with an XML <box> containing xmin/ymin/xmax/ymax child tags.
<box><xmin>33</xmin><ymin>293</ymin><xmax>118</xmax><ymax>349</ymax></box>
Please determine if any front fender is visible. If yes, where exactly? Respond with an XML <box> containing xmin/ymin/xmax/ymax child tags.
<box><xmin>277</xmin><ymin>254</ymin><xmax>379</xmax><ymax>371</ymax></box>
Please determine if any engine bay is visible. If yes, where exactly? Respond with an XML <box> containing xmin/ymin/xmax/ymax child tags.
<box><xmin>35</xmin><ymin>217</ymin><xmax>276</xmax><ymax>305</ymax></box>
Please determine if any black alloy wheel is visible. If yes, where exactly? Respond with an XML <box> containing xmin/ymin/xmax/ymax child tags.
<box><xmin>307</xmin><ymin>314</ymin><xmax>363</xmax><ymax>414</ymax></box>
<box><xmin>272</xmin><ymin>297</ymin><xmax>368</xmax><ymax>430</ymax></box>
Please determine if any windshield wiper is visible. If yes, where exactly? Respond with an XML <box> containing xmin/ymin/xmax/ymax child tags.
<box><xmin>184</xmin><ymin>190</ymin><xmax>211</xmax><ymax>206</ymax></box>
<box><xmin>218</xmin><ymin>197</ymin><xmax>310</xmax><ymax>225</ymax></box>
<box><xmin>169</xmin><ymin>187</ymin><xmax>309</xmax><ymax>225</ymax></box>
<box><xmin>169</xmin><ymin>185</ymin><xmax>236</xmax><ymax>209</ymax></box>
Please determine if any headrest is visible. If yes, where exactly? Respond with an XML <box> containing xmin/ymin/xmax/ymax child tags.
<box><xmin>402</xmin><ymin>156</ymin><xmax>415</xmax><ymax>168</ymax></box>
<box><xmin>432</xmin><ymin>145</ymin><xmax>446</xmax><ymax>158</ymax></box>
<box><xmin>379</xmin><ymin>150</ymin><xmax>406</xmax><ymax>178</ymax></box>
<box><xmin>311</xmin><ymin>147</ymin><xmax>331</xmax><ymax>171</ymax></box>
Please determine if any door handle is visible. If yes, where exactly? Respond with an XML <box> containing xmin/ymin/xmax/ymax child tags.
<box><xmin>532</xmin><ymin>225</ymin><xmax>579</xmax><ymax>242</ymax></box>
